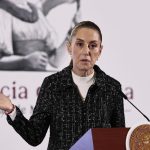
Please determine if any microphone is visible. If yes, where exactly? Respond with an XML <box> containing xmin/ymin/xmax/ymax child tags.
<box><xmin>120</xmin><ymin>91</ymin><xmax>150</xmax><ymax>122</ymax></box>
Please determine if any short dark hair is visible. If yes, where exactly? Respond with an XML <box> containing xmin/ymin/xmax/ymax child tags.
<box><xmin>69</xmin><ymin>20</ymin><xmax>102</xmax><ymax>42</ymax></box>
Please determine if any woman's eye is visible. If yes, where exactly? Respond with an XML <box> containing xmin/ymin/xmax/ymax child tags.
<box><xmin>76</xmin><ymin>42</ymin><xmax>83</xmax><ymax>47</ymax></box>
<box><xmin>89</xmin><ymin>44</ymin><xmax>97</xmax><ymax>49</ymax></box>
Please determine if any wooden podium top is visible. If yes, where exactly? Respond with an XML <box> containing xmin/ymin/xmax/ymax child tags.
<box><xmin>92</xmin><ymin>128</ymin><xmax>130</xmax><ymax>150</ymax></box>
<box><xmin>70</xmin><ymin>128</ymin><xmax>130</xmax><ymax>150</ymax></box>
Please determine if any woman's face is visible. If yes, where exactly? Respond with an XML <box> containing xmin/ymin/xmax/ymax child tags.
<box><xmin>67</xmin><ymin>27</ymin><xmax>103</xmax><ymax>76</ymax></box>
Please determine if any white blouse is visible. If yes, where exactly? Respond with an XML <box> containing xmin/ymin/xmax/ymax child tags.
<box><xmin>72</xmin><ymin>71</ymin><xmax>95</xmax><ymax>100</ymax></box>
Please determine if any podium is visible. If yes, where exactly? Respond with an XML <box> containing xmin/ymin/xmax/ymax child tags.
<box><xmin>70</xmin><ymin>128</ymin><xmax>130</xmax><ymax>150</ymax></box>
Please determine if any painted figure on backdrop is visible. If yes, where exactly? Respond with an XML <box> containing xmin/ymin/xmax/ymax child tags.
<box><xmin>0</xmin><ymin>0</ymin><xmax>38</xmax><ymax>22</ymax></box>
<box><xmin>0</xmin><ymin>0</ymin><xmax>81</xmax><ymax>71</ymax></box>
<box><xmin>0</xmin><ymin>21</ymin><xmax>125</xmax><ymax>150</ymax></box>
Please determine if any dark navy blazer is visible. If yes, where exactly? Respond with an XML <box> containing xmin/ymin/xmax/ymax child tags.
<box><xmin>7</xmin><ymin>65</ymin><xmax>125</xmax><ymax>150</ymax></box>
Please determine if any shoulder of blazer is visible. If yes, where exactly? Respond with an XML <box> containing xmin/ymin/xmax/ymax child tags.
<box><xmin>104</xmin><ymin>74</ymin><xmax>122</xmax><ymax>94</ymax></box>
<box><xmin>43</xmin><ymin>66</ymin><xmax>72</xmax><ymax>91</ymax></box>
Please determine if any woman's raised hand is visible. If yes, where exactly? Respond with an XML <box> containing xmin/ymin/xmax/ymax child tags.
<box><xmin>0</xmin><ymin>93</ymin><xmax>14</xmax><ymax>114</ymax></box>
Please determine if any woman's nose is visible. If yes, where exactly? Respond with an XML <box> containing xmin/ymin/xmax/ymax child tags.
<box><xmin>82</xmin><ymin>44</ymin><xmax>90</xmax><ymax>55</ymax></box>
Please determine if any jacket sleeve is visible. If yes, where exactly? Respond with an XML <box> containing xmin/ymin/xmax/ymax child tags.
<box><xmin>110</xmin><ymin>84</ymin><xmax>125</xmax><ymax>127</ymax></box>
<box><xmin>7</xmin><ymin>77</ymin><xmax>51</xmax><ymax>146</ymax></box>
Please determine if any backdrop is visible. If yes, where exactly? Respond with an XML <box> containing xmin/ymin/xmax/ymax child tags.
<box><xmin>0</xmin><ymin>0</ymin><xmax>150</xmax><ymax>149</ymax></box>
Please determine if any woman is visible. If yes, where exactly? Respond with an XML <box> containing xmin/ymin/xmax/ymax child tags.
<box><xmin>0</xmin><ymin>0</ymin><xmax>80</xmax><ymax>71</ymax></box>
<box><xmin>0</xmin><ymin>21</ymin><xmax>125</xmax><ymax>150</ymax></box>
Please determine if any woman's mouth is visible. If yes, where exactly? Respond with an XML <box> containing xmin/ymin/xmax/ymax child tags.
<box><xmin>80</xmin><ymin>59</ymin><xmax>90</xmax><ymax>62</ymax></box>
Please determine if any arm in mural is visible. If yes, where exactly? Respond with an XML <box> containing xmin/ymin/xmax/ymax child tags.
<box><xmin>49</xmin><ymin>0</ymin><xmax>81</xmax><ymax>68</ymax></box>
<box><xmin>0</xmin><ymin>0</ymin><xmax>38</xmax><ymax>22</ymax></box>
<box><xmin>0</xmin><ymin>52</ymin><xmax>48</xmax><ymax>71</ymax></box>
<box><xmin>42</xmin><ymin>0</ymin><xmax>77</xmax><ymax>15</ymax></box>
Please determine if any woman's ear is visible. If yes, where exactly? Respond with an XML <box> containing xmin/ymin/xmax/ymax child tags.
<box><xmin>97</xmin><ymin>45</ymin><xmax>103</xmax><ymax>59</ymax></box>
<box><xmin>99</xmin><ymin>45</ymin><xmax>103</xmax><ymax>54</ymax></box>
<box><xmin>99</xmin><ymin>45</ymin><xmax>103</xmax><ymax>55</ymax></box>
<box><xmin>66</xmin><ymin>41</ymin><xmax>72</xmax><ymax>55</ymax></box>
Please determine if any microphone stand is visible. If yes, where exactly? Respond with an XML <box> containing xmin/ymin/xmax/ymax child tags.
<box><xmin>121</xmin><ymin>92</ymin><xmax>150</xmax><ymax>122</ymax></box>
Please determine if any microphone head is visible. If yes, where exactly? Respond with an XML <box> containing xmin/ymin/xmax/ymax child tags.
<box><xmin>120</xmin><ymin>91</ymin><xmax>128</xmax><ymax>100</ymax></box>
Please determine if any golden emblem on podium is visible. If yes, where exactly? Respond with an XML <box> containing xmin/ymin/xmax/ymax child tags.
<box><xmin>126</xmin><ymin>122</ymin><xmax>150</xmax><ymax>150</ymax></box>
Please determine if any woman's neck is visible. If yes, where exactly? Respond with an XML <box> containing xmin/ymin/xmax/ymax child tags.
<box><xmin>72</xmin><ymin>68</ymin><xmax>94</xmax><ymax>77</ymax></box>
